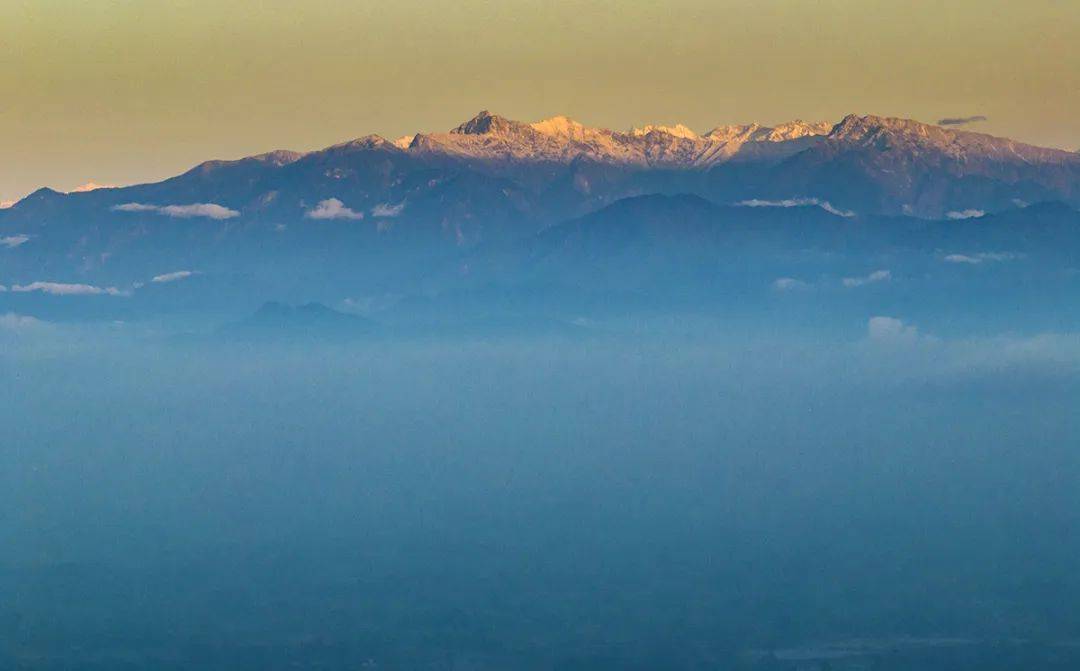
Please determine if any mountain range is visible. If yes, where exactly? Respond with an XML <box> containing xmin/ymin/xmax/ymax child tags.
<box><xmin>5</xmin><ymin>110</ymin><xmax>1079</xmax><ymax>228</ymax></box>
<box><xmin>2</xmin><ymin>110</ymin><xmax>1079</xmax><ymax>328</ymax></box>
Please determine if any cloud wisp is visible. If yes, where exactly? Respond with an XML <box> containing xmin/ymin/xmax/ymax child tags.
<box><xmin>842</xmin><ymin>269</ymin><xmax>891</xmax><ymax>288</ymax></box>
<box><xmin>159</xmin><ymin>203</ymin><xmax>240</xmax><ymax>219</ymax></box>
<box><xmin>371</xmin><ymin>202</ymin><xmax>406</xmax><ymax>218</ymax></box>
<box><xmin>112</xmin><ymin>202</ymin><xmax>240</xmax><ymax>219</ymax></box>
<box><xmin>946</xmin><ymin>209</ymin><xmax>985</xmax><ymax>220</ymax></box>
<box><xmin>867</xmin><ymin>316</ymin><xmax>920</xmax><ymax>342</ymax></box>
<box><xmin>306</xmin><ymin>198</ymin><xmax>365</xmax><ymax>220</ymax></box>
<box><xmin>938</xmin><ymin>115</ymin><xmax>988</xmax><ymax>127</ymax></box>
<box><xmin>943</xmin><ymin>252</ymin><xmax>1022</xmax><ymax>265</ymax></box>
<box><xmin>773</xmin><ymin>270</ymin><xmax>892</xmax><ymax>291</ymax></box>
<box><xmin>772</xmin><ymin>277</ymin><xmax>809</xmax><ymax>291</ymax></box>
<box><xmin>0</xmin><ymin>312</ymin><xmax>47</xmax><ymax>332</ymax></box>
<box><xmin>1</xmin><ymin>235</ymin><xmax>30</xmax><ymax>249</ymax></box>
<box><xmin>735</xmin><ymin>197</ymin><xmax>855</xmax><ymax>218</ymax></box>
<box><xmin>112</xmin><ymin>203</ymin><xmax>159</xmax><ymax>213</ymax></box>
<box><xmin>11</xmin><ymin>281</ymin><xmax>129</xmax><ymax>297</ymax></box>
<box><xmin>151</xmin><ymin>270</ymin><xmax>197</xmax><ymax>284</ymax></box>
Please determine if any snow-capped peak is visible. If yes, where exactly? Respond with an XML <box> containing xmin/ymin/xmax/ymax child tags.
<box><xmin>330</xmin><ymin>135</ymin><xmax>397</xmax><ymax>151</ymax></box>
<box><xmin>452</xmin><ymin>110</ymin><xmax>518</xmax><ymax>135</ymax></box>
<box><xmin>630</xmin><ymin>124</ymin><xmax>700</xmax><ymax>140</ymax></box>
<box><xmin>705</xmin><ymin>121</ymin><xmax>832</xmax><ymax>144</ymax></box>
<box><xmin>400</xmin><ymin>111</ymin><xmax>842</xmax><ymax>167</ymax></box>
<box><xmin>762</xmin><ymin>120</ymin><xmax>833</xmax><ymax>141</ymax></box>
<box><xmin>530</xmin><ymin>115</ymin><xmax>588</xmax><ymax>138</ymax></box>
<box><xmin>70</xmin><ymin>181</ymin><xmax>115</xmax><ymax>193</ymax></box>
<box><xmin>705</xmin><ymin>124</ymin><xmax>763</xmax><ymax>143</ymax></box>
<box><xmin>824</xmin><ymin>114</ymin><xmax>1079</xmax><ymax>164</ymax></box>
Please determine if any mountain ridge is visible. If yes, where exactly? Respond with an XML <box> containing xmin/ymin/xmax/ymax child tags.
<box><xmin>3</xmin><ymin>110</ymin><xmax>1078</xmax><ymax>232</ymax></box>
<box><xmin>7</xmin><ymin>110</ymin><xmax>1077</xmax><ymax>201</ymax></box>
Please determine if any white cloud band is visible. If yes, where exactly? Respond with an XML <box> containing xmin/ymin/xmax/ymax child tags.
<box><xmin>306</xmin><ymin>198</ymin><xmax>364</xmax><ymax>220</ymax></box>
<box><xmin>112</xmin><ymin>202</ymin><xmax>239</xmax><ymax>219</ymax></box>
<box><xmin>11</xmin><ymin>281</ymin><xmax>129</xmax><ymax>296</ymax></box>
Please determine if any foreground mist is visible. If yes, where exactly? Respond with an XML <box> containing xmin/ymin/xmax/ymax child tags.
<box><xmin>3</xmin><ymin>321</ymin><xmax>1080</xmax><ymax>670</ymax></box>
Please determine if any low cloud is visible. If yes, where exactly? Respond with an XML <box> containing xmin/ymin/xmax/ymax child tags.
<box><xmin>772</xmin><ymin>277</ymin><xmax>809</xmax><ymax>291</ymax></box>
<box><xmin>112</xmin><ymin>202</ymin><xmax>239</xmax><ymax>219</ymax></box>
<box><xmin>1</xmin><ymin>235</ymin><xmax>29</xmax><ymax>248</ymax></box>
<box><xmin>943</xmin><ymin>252</ymin><xmax>1022</xmax><ymax>265</ymax></box>
<box><xmin>159</xmin><ymin>203</ymin><xmax>240</xmax><ymax>219</ymax></box>
<box><xmin>867</xmin><ymin>316</ymin><xmax>920</xmax><ymax>342</ymax></box>
<box><xmin>112</xmin><ymin>203</ymin><xmax>159</xmax><ymax>212</ymax></box>
<box><xmin>942</xmin><ymin>254</ymin><xmax>981</xmax><ymax>265</ymax></box>
<box><xmin>857</xmin><ymin>327</ymin><xmax>1080</xmax><ymax>381</ymax></box>
<box><xmin>946</xmin><ymin>209</ymin><xmax>985</xmax><ymax>220</ymax></box>
<box><xmin>151</xmin><ymin>270</ymin><xmax>196</xmax><ymax>284</ymax></box>
<box><xmin>0</xmin><ymin>312</ymin><xmax>47</xmax><ymax>332</ymax></box>
<box><xmin>938</xmin><ymin>115</ymin><xmax>987</xmax><ymax>127</ymax></box>
<box><xmin>306</xmin><ymin>198</ymin><xmax>364</xmax><ymax>220</ymax></box>
<box><xmin>843</xmin><ymin>269</ymin><xmax>891</xmax><ymax>288</ymax></box>
<box><xmin>372</xmin><ymin>202</ymin><xmax>406</xmax><ymax>218</ymax></box>
<box><xmin>11</xmin><ymin>281</ymin><xmax>129</xmax><ymax>297</ymax></box>
<box><xmin>736</xmin><ymin>197</ymin><xmax>855</xmax><ymax>218</ymax></box>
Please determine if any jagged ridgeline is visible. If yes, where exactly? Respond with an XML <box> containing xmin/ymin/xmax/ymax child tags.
<box><xmin>1</xmin><ymin>110</ymin><xmax>1079</xmax><ymax>321</ymax></box>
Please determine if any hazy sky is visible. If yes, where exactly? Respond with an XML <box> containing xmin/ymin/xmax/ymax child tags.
<box><xmin>2</xmin><ymin>0</ymin><xmax>1078</xmax><ymax>201</ymax></box>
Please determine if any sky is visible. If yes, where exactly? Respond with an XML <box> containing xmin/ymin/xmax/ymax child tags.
<box><xmin>2</xmin><ymin>0</ymin><xmax>1078</xmax><ymax>202</ymax></box>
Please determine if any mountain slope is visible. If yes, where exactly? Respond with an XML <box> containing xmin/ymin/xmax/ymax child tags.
<box><xmin>2</xmin><ymin>109</ymin><xmax>1078</xmax><ymax>291</ymax></box>
<box><xmin>767</xmin><ymin>114</ymin><xmax>1080</xmax><ymax>216</ymax></box>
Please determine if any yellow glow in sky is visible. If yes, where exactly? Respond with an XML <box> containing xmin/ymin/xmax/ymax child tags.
<box><xmin>1</xmin><ymin>0</ymin><xmax>1078</xmax><ymax>200</ymax></box>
